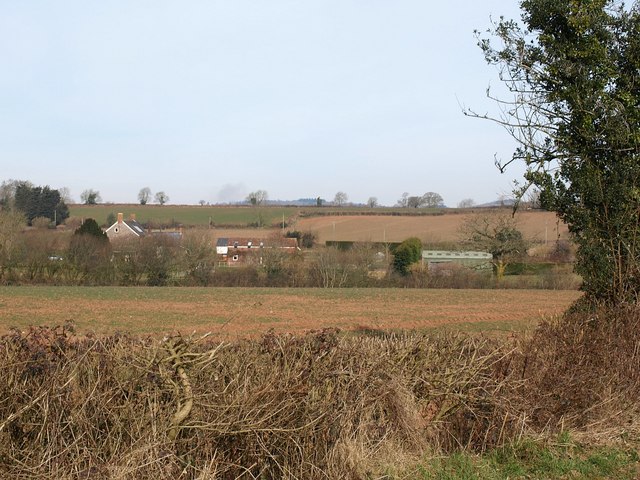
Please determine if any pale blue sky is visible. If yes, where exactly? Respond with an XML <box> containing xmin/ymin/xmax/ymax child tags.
<box><xmin>1</xmin><ymin>1</ymin><xmax>524</xmax><ymax>206</ymax></box>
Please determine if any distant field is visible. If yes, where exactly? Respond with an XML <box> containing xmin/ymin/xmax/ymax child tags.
<box><xmin>69</xmin><ymin>204</ymin><xmax>299</xmax><ymax>227</ymax></box>
<box><xmin>69</xmin><ymin>204</ymin><xmax>568</xmax><ymax>245</ymax></box>
<box><xmin>0</xmin><ymin>287</ymin><xmax>581</xmax><ymax>338</ymax></box>
<box><xmin>296</xmin><ymin>210</ymin><xmax>569</xmax><ymax>244</ymax></box>
<box><xmin>69</xmin><ymin>204</ymin><xmax>452</xmax><ymax>228</ymax></box>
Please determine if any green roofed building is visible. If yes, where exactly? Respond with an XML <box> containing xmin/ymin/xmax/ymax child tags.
<box><xmin>422</xmin><ymin>251</ymin><xmax>493</xmax><ymax>269</ymax></box>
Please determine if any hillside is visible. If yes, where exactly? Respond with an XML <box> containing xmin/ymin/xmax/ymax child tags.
<box><xmin>68</xmin><ymin>204</ymin><xmax>568</xmax><ymax>245</ymax></box>
<box><xmin>294</xmin><ymin>210</ymin><xmax>568</xmax><ymax>244</ymax></box>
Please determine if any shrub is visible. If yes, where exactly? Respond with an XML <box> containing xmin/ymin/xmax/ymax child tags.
<box><xmin>285</xmin><ymin>230</ymin><xmax>316</xmax><ymax>248</ymax></box>
<box><xmin>73</xmin><ymin>218</ymin><xmax>108</xmax><ymax>240</ymax></box>
<box><xmin>65</xmin><ymin>220</ymin><xmax>112</xmax><ymax>285</ymax></box>
<box><xmin>0</xmin><ymin>327</ymin><xmax>513</xmax><ymax>477</ymax></box>
<box><xmin>31</xmin><ymin>216</ymin><xmax>52</xmax><ymax>229</ymax></box>
<box><xmin>393</xmin><ymin>237</ymin><xmax>422</xmax><ymax>275</ymax></box>
<box><xmin>2</xmin><ymin>308</ymin><xmax>640</xmax><ymax>477</ymax></box>
<box><xmin>512</xmin><ymin>305</ymin><xmax>640</xmax><ymax>429</ymax></box>
<box><xmin>105</xmin><ymin>212</ymin><xmax>116</xmax><ymax>228</ymax></box>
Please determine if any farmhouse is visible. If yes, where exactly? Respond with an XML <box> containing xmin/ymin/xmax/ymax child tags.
<box><xmin>216</xmin><ymin>237</ymin><xmax>299</xmax><ymax>266</ymax></box>
<box><xmin>105</xmin><ymin>213</ymin><xmax>146</xmax><ymax>242</ymax></box>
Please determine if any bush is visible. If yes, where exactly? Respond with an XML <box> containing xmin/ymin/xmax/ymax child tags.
<box><xmin>2</xmin><ymin>307</ymin><xmax>640</xmax><ymax>477</ymax></box>
<box><xmin>285</xmin><ymin>230</ymin><xmax>316</xmax><ymax>248</ymax></box>
<box><xmin>138</xmin><ymin>236</ymin><xmax>179</xmax><ymax>286</ymax></box>
<box><xmin>105</xmin><ymin>212</ymin><xmax>116</xmax><ymax>228</ymax></box>
<box><xmin>0</xmin><ymin>327</ymin><xmax>513</xmax><ymax>477</ymax></box>
<box><xmin>65</xmin><ymin>222</ymin><xmax>112</xmax><ymax>285</ymax></box>
<box><xmin>73</xmin><ymin>218</ymin><xmax>108</xmax><ymax>240</ymax></box>
<box><xmin>393</xmin><ymin>237</ymin><xmax>422</xmax><ymax>275</ymax></box>
<box><xmin>504</xmin><ymin>305</ymin><xmax>640</xmax><ymax>430</ymax></box>
<box><xmin>31</xmin><ymin>216</ymin><xmax>52</xmax><ymax>229</ymax></box>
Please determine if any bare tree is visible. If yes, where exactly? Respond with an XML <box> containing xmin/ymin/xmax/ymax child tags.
<box><xmin>524</xmin><ymin>189</ymin><xmax>541</xmax><ymax>209</ymax></box>
<box><xmin>80</xmin><ymin>189</ymin><xmax>101</xmax><ymax>205</ymax></box>
<box><xmin>396</xmin><ymin>192</ymin><xmax>409</xmax><ymax>207</ymax></box>
<box><xmin>0</xmin><ymin>209</ymin><xmax>26</xmax><ymax>280</ymax></box>
<box><xmin>459</xmin><ymin>212</ymin><xmax>528</xmax><ymax>280</ymax></box>
<box><xmin>180</xmin><ymin>230</ymin><xmax>216</xmax><ymax>285</ymax></box>
<box><xmin>366</xmin><ymin>197</ymin><xmax>378</xmax><ymax>208</ymax></box>
<box><xmin>401</xmin><ymin>192</ymin><xmax>444</xmax><ymax>208</ymax></box>
<box><xmin>457</xmin><ymin>198</ymin><xmax>475</xmax><ymax>209</ymax></box>
<box><xmin>310</xmin><ymin>247</ymin><xmax>349</xmax><ymax>288</ymax></box>
<box><xmin>246</xmin><ymin>190</ymin><xmax>268</xmax><ymax>206</ymax></box>
<box><xmin>58</xmin><ymin>187</ymin><xmax>73</xmax><ymax>205</ymax></box>
<box><xmin>0</xmin><ymin>179</ymin><xmax>30</xmax><ymax>208</ymax></box>
<box><xmin>246</xmin><ymin>190</ymin><xmax>268</xmax><ymax>227</ymax></box>
<box><xmin>154</xmin><ymin>191</ymin><xmax>169</xmax><ymax>205</ymax></box>
<box><xmin>421</xmin><ymin>192</ymin><xmax>444</xmax><ymax>208</ymax></box>
<box><xmin>138</xmin><ymin>187</ymin><xmax>152</xmax><ymax>205</ymax></box>
<box><xmin>333</xmin><ymin>191</ymin><xmax>348</xmax><ymax>206</ymax></box>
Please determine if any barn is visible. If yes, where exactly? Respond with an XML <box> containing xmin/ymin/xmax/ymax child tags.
<box><xmin>216</xmin><ymin>237</ymin><xmax>299</xmax><ymax>266</ymax></box>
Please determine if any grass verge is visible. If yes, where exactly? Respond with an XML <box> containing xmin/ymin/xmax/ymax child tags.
<box><xmin>405</xmin><ymin>437</ymin><xmax>639</xmax><ymax>479</ymax></box>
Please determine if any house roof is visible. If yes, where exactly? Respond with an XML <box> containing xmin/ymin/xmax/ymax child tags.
<box><xmin>105</xmin><ymin>218</ymin><xmax>146</xmax><ymax>237</ymax></box>
<box><xmin>123</xmin><ymin>220</ymin><xmax>146</xmax><ymax>236</ymax></box>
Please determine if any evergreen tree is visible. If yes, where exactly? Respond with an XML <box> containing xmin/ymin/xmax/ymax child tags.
<box><xmin>472</xmin><ymin>1</ymin><xmax>640</xmax><ymax>304</ymax></box>
<box><xmin>13</xmin><ymin>182</ymin><xmax>69</xmax><ymax>226</ymax></box>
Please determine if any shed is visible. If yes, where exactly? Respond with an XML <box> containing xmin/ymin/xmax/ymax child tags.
<box><xmin>422</xmin><ymin>250</ymin><xmax>493</xmax><ymax>269</ymax></box>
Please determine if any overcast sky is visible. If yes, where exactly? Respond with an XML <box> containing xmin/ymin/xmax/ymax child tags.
<box><xmin>0</xmin><ymin>1</ymin><xmax>525</xmax><ymax>206</ymax></box>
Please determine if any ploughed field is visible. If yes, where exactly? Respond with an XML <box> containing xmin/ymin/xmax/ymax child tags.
<box><xmin>0</xmin><ymin>287</ymin><xmax>581</xmax><ymax>337</ymax></box>
<box><xmin>296</xmin><ymin>210</ymin><xmax>569</xmax><ymax>243</ymax></box>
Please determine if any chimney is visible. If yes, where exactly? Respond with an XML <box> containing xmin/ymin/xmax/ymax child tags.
<box><xmin>130</xmin><ymin>213</ymin><xmax>136</xmax><ymax>221</ymax></box>
<box><xmin>117</xmin><ymin>213</ymin><xmax>123</xmax><ymax>224</ymax></box>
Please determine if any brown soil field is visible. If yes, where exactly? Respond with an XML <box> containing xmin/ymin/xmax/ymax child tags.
<box><xmin>0</xmin><ymin>287</ymin><xmax>581</xmax><ymax>339</ymax></box>
<box><xmin>294</xmin><ymin>210</ymin><xmax>568</xmax><ymax>244</ymax></box>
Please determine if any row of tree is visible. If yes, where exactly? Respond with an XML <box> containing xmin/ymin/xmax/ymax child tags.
<box><xmin>137</xmin><ymin>187</ymin><xmax>169</xmax><ymax>205</ymax></box>
<box><xmin>0</xmin><ymin>205</ymin><xmax>537</xmax><ymax>288</ymax></box>
<box><xmin>84</xmin><ymin>188</ymin><xmax>170</xmax><ymax>206</ymax></box>
<box><xmin>3</xmin><ymin>180</ymin><xmax>454</xmax><ymax>210</ymax></box>
<box><xmin>244</xmin><ymin>190</ymin><xmax>450</xmax><ymax>208</ymax></box>
<box><xmin>396</xmin><ymin>192</ymin><xmax>445</xmax><ymax>208</ymax></box>
<box><xmin>0</xmin><ymin>180</ymin><xmax>69</xmax><ymax>226</ymax></box>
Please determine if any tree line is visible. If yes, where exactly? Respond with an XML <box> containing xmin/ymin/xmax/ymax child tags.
<box><xmin>0</xmin><ymin>205</ymin><xmax>570</xmax><ymax>289</ymax></box>
<box><xmin>0</xmin><ymin>180</ymin><xmax>69</xmax><ymax>226</ymax></box>
<box><xmin>3</xmin><ymin>179</ymin><xmax>458</xmax><ymax>210</ymax></box>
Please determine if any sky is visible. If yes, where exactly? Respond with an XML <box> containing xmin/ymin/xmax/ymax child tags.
<box><xmin>0</xmin><ymin>1</ymin><xmax>526</xmax><ymax>207</ymax></box>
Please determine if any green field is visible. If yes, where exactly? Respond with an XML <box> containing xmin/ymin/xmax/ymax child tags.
<box><xmin>69</xmin><ymin>204</ymin><xmax>300</xmax><ymax>227</ymax></box>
